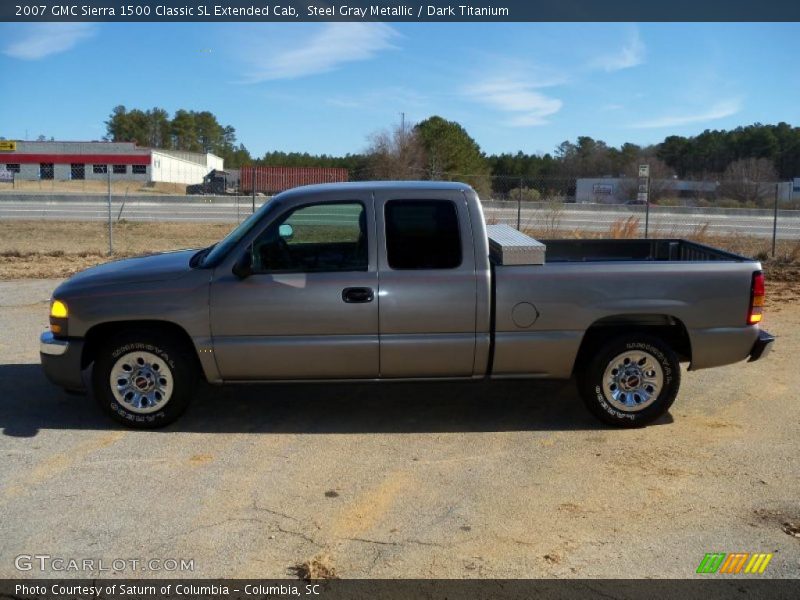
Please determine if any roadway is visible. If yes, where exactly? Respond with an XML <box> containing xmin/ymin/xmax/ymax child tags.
<box><xmin>0</xmin><ymin>199</ymin><xmax>798</xmax><ymax>239</ymax></box>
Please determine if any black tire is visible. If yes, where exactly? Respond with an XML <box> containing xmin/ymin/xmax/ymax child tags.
<box><xmin>92</xmin><ymin>330</ymin><xmax>197</xmax><ymax>429</ymax></box>
<box><xmin>577</xmin><ymin>334</ymin><xmax>680</xmax><ymax>427</ymax></box>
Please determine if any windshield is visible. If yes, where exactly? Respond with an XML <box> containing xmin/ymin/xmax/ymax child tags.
<box><xmin>200</xmin><ymin>207</ymin><xmax>266</xmax><ymax>267</ymax></box>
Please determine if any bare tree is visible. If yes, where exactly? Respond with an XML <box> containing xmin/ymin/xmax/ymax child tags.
<box><xmin>719</xmin><ymin>158</ymin><xmax>778</xmax><ymax>206</ymax></box>
<box><xmin>365</xmin><ymin>122</ymin><xmax>425</xmax><ymax>180</ymax></box>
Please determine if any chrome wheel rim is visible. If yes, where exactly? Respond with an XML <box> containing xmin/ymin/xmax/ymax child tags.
<box><xmin>109</xmin><ymin>351</ymin><xmax>173</xmax><ymax>414</ymax></box>
<box><xmin>601</xmin><ymin>350</ymin><xmax>663</xmax><ymax>412</ymax></box>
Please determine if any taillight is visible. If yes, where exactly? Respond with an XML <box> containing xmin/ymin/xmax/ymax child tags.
<box><xmin>748</xmin><ymin>271</ymin><xmax>765</xmax><ymax>325</ymax></box>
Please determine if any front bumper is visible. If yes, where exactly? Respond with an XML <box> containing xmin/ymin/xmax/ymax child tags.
<box><xmin>40</xmin><ymin>331</ymin><xmax>85</xmax><ymax>391</ymax></box>
<box><xmin>748</xmin><ymin>329</ymin><xmax>775</xmax><ymax>362</ymax></box>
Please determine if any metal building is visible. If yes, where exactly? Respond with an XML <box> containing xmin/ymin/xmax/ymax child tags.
<box><xmin>0</xmin><ymin>140</ymin><xmax>223</xmax><ymax>185</ymax></box>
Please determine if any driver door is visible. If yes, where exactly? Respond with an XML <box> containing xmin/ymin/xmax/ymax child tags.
<box><xmin>209</xmin><ymin>197</ymin><xmax>379</xmax><ymax>380</ymax></box>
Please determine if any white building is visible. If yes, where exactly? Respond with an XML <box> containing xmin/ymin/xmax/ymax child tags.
<box><xmin>150</xmin><ymin>149</ymin><xmax>224</xmax><ymax>185</ymax></box>
<box><xmin>0</xmin><ymin>140</ymin><xmax>222</xmax><ymax>185</ymax></box>
<box><xmin>575</xmin><ymin>177</ymin><xmax>717</xmax><ymax>204</ymax></box>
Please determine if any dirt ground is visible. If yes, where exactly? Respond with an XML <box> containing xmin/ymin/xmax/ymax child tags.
<box><xmin>0</xmin><ymin>278</ymin><xmax>797</xmax><ymax>579</ymax></box>
<box><xmin>0</xmin><ymin>180</ymin><xmax>188</xmax><ymax>195</ymax></box>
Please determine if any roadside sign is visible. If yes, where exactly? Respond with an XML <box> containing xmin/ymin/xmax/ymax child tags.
<box><xmin>638</xmin><ymin>164</ymin><xmax>650</xmax><ymax>178</ymax></box>
<box><xmin>0</xmin><ymin>141</ymin><xmax>17</xmax><ymax>151</ymax></box>
<box><xmin>592</xmin><ymin>183</ymin><xmax>613</xmax><ymax>195</ymax></box>
<box><xmin>637</xmin><ymin>192</ymin><xmax>648</xmax><ymax>202</ymax></box>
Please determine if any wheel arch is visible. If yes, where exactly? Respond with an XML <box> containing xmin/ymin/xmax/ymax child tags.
<box><xmin>572</xmin><ymin>314</ymin><xmax>691</xmax><ymax>376</ymax></box>
<box><xmin>81</xmin><ymin>320</ymin><xmax>204</xmax><ymax>378</ymax></box>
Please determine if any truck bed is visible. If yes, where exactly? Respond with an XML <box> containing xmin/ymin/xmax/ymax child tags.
<box><xmin>540</xmin><ymin>239</ymin><xmax>748</xmax><ymax>263</ymax></box>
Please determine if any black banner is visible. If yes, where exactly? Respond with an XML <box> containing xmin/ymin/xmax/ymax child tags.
<box><xmin>2</xmin><ymin>579</ymin><xmax>800</xmax><ymax>600</ymax></box>
<box><xmin>3</xmin><ymin>0</ymin><xmax>800</xmax><ymax>22</ymax></box>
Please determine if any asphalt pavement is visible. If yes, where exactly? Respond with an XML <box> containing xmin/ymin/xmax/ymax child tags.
<box><xmin>0</xmin><ymin>199</ymin><xmax>799</xmax><ymax>238</ymax></box>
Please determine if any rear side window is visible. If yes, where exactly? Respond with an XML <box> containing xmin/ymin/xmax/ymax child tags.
<box><xmin>385</xmin><ymin>200</ymin><xmax>461</xmax><ymax>269</ymax></box>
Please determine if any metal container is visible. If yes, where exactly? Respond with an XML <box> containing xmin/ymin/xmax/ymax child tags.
<box><xmin>241</xmin><ymin>166</ymin><xmax>349</xmax><ymax>194</ymax></box>
<box><xmin>487</xmin><ymin>224</ymin><xmax>546</xmax><ymax>265</ymax></box>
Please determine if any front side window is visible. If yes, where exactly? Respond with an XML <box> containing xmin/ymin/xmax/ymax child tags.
<box><xmin>40</xmin><ymin>163</ymin><xmax>54</xmax><ymax>180</ymax></box>
<box><xmin>113</xmin><ymin>164</ymin><xmax>127</xmax><ymax>174</ymax></box>
<box><xmin>93</xmin><ymin>164</ymin><xmax>107</xmax><ymax>174</ymax></box>
<box><xmin>251</xmin><ymin>202</ymin><xmax>367</xmax><ymax>273</ymax></box>
<box><xmin>6</xmin><ymin>163</ymin><xmax>20</xmax><ymax>173</ymax></box>
<box><xmin>385</xmin><ymin>200</ymin><xmax>461</xmax><ymax>269</ymax></box>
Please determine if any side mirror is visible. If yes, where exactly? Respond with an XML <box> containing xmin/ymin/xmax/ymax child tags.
<box><xmin>279</xmin><ymin>223</ymin><xmax>294</xmax><ymax>240</ymax></box>
<box><xmin>232</xmin><ymin>250</ymin><xmax>253</xmax><ymax>279</ymax></box>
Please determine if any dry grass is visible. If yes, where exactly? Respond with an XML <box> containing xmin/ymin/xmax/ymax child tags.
<box><xmin>522</xmin><ymin>219</ymin><xmax>800</xmax><ymax>284</ymax></box>
<box><xmin>786</xmin><ymin>239</ymin><xmax>800</xmax><ymax>263</ymax></box>
<box><xmin>0</xmin><ymin>220</ymin><xmax>233</xmax><ymax>279</ymax></box>
<box><xmin>0</xmin><ymin>219</ymin><xmax>798</xmax><ymax>284</ymax></box>
<box><xmin>290</xmin><ymin>554</ymin><xmax>338</xmax><ymax>580</ymax></box>
<box><xmin>0</xmin><ymin>180</ymin><xmax>188</xmax><ymax>195</ymax></box>
<box><xmin>518</xmin><ymin>201</ymin><xmax>565</xmax><ymax>237</ymax></box>
<box><xmin>607</xmin><ymin>216</ymin><xmax>640</xmax><ymax>238</ymax></box>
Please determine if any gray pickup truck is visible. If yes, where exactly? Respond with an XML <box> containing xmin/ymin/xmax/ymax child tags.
<box><xmin>40</xmin><ymin>181</ymin><xmax>774</xmax><ymax>428</ymax></box>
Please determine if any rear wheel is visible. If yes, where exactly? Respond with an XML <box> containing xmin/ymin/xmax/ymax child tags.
<box><xmin>577</xmin><ymin>334</ymin><xmax>680</xmax><ymax>427</ymax></box>
<box><xmin>92</xmin><ymin>331</ymin><xmax>197</xmax><ymax>428</ymax></box>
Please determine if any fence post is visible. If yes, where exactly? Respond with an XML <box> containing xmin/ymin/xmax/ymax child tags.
<box><xmin>772</xmin><ymin>183</ymin><xmax>779</xmax><ymax>257</ymax></box>
<box><xmin>516</xmin><ymin>177</ymin><xmax>522</xmax><ymax>230</ymax></box>
<box><xmin>644</xmin><ymin>174</ymin><xmax>651</xmax><ymax>239</ymax></box>
<box><xmin>107</xmin><ymin>166</ymin><xmax>113</xmax><ymax>255</ymax></box>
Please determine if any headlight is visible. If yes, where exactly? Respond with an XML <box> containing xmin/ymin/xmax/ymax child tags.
<box><xmin>49</xmin><ymin>299</ymin><xmax>68</xmax><ymax>336</ymax></box>
<box><xmin>50</xmin><ymin>299</ymin><xmax>68</xmax><ymax>318</ymax></box>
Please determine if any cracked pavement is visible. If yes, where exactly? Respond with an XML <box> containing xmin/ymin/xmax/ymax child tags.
<box><xmin>0</xmin><ymin>279</ymin><xmax>798</xmax><ymax>578</ymax></box>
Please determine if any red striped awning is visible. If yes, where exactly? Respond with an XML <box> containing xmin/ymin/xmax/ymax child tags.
<box><xmin>4</xmin><ymin>153</ymin><xmax>151</xmax><ymax>165</ymax></box>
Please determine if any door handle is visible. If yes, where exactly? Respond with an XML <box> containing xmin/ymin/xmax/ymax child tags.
<box><xmin>342</xmin><ymin>287</ymin><xmax>374</xmax><ymax>303</ymax></box>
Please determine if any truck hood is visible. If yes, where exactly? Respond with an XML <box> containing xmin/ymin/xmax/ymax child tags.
<box><xmin>55</xmin><ymin>249</ymin><xmax>199</xmax><ymax>295</ymax></box>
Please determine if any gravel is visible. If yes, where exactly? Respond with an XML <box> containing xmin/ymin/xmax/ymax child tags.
<box><xmin>0</xmin><ymin>279</ymin><xmax>797</xmax><ymax>578</ymax></box>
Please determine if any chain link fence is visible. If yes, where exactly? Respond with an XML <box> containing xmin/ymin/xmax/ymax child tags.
<box><xmin>0</xmin><ymin>172</ymin><xmax>798</xmax><ymax>267</ymax></box>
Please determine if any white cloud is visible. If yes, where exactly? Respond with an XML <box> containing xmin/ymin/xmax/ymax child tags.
<box><xmin>243</xmin><ymin>23</ymin><xmax>398</xmax><ymax>82</ymax></box>
<box><xmin>464</xmin><ymin>78</ymin><xmax>563</xmax><ymax>126</ymax></box>
<box><xmin>591</xmin><ymin>29</ymin><xmax>645</xmax><ymax>72</ymax></box>
<box><xmin>326</xmin><ymin>87</ymin><xmax>427</xmax><ymax>111</ymax></box>
<box><xmin>632</xmin><ymin>99</ymin><xmax>742</xmax><ymax>128</ymax></box>
<box><xmin>3</xmin><ymin>23</ymin><xmax>95</xmax><ymax>60</ymax></box>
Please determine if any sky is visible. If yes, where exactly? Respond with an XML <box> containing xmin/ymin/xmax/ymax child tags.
<box><xmin>1</xmin><ymin>22</ymin><xmax>799</xmax><ymax>157</ymax></box>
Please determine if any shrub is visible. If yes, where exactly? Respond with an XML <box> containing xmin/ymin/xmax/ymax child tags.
<box><xmin>507</xmin><ymin>187</ymin><xmax>542</xmax><ymax>202</ymax></box>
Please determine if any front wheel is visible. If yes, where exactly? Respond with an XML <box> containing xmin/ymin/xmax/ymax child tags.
<box><xmin>577</xmin><ymin>334</ymin><xmax>680</xmax><ymax>427</ymax></box>
<box><xmin>92</xmin><ymin>331</ymin><xmax>197</xmax><ymax>428</ymax></box>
